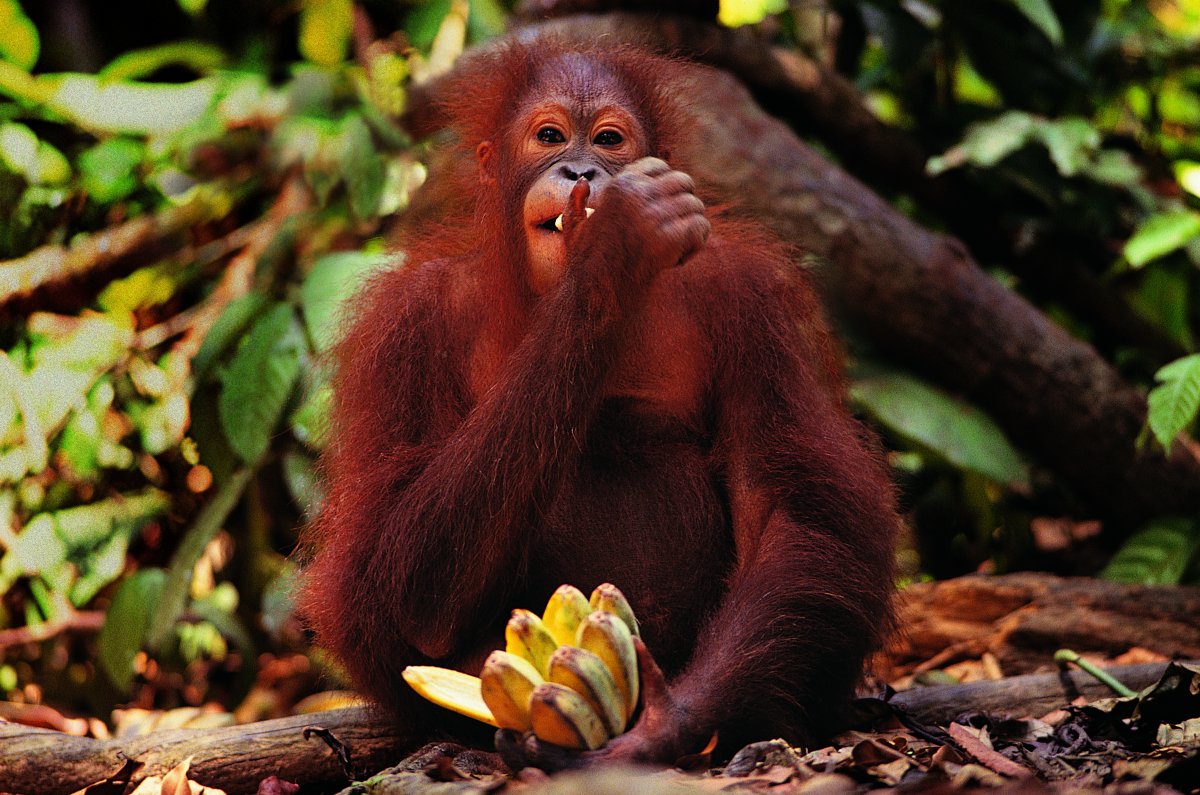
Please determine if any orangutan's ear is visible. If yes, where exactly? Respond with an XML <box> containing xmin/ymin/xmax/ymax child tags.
<box><xmin>476</xmin><ymin>141</ymin><xmax>495</xmax><ymax>185</ymax></box>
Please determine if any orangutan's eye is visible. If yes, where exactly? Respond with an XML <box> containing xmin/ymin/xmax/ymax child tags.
<box><xmin>537</xmin><ymin>127</ymin><xmax>566</xmax><ymax>144</ymax></box>
<box><xmin>593</xmin><ymin>129</ymin><xmax>623</xmax><ymax>147</ymax></box>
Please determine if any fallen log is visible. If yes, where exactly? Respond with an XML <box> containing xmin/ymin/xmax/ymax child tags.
<box><xmin>888</xmin><ymin>661</ymin><xmax>1178</xmax><ymax>725</ymax></box>
<box><xmin>883</xmin><ymin>572</ymin><xmax>1200</xmax><ymax>678</ymax></box>
<box><xmin>0</xmin><ymin>705</ymin><xmax>416</xmax><ymax>795</ymax></box>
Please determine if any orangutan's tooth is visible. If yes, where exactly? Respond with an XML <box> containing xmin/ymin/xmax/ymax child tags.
<box><xmin>553</xmin><ymin>207</ymin><xmax>595</xmax><ymax>233</ymax></box>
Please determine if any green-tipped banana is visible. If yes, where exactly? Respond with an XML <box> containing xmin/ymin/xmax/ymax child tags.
<box><xmin>529</xmin><ymin>681</ymin><xmax>609</xmax><ymax>750</ymax></box>
<box><xmin>506</xmin><ymin>609</ymin><xmax>558</xmax><ymax>677</ymax></box>
<box><xmin>576</xmin><ymin>610</ymin><xmax>639</xmax><ymax>721</ymax></box>
<box><xmin>542</xmin><ymin>584</ymin><xmax>592</xmax><ymax>647</ymax></box>
<box><xmin>547</xmin><ymin>645</ymin><xmax>626</xmax><ymax>736</ymax></box>
<box><xmin>589</xmin><ymin>583</ymin><xmax>640</xmax><ymax>638</ymax></box>
<box><xmin>479</xmin><ymin>650</ymin><xmax>543</xmax><ymax>731</ymax></box>
<box><xmin>402</xmin><ymin>666</ymin><xmax>498</xmax><ymax>727</ymax></box>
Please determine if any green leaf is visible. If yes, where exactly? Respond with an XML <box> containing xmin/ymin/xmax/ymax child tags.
<box><xmin>178</xmin><ymin>0</ymin><xmax>208</xmax><ymax>14</ymax></box>
<box><xmin>43</xmin><ymin>75</ymin><xmax>216</xmax><ymax>136</ymax></box>
<box><xmin>852</xmin><ymin>372</ymin><xmax>1029</xmax><ymax>486</ymax></box>
<box><xmin>99</xmin><ymin>41</ymin><xmax>225</xmax><ymax>82</ymax></box>
<box><xmin>1008</xmin><ymin>0</ymin><xmax>1063</xmax><ymax>46</ymax></box>
<box><xmin>78</xmin><ymin>138</ymin><xmax>145</xmax><ymax>204</ymax></box>
<box><xmin>1102</xmin><ymin>518</ymin><xmax>1200</xmax><ymax>585</ymax></box>
<box><xmin>1037</xmin><ymin>118</ymin><xmax>1099</xmax><ymax>177</ymax></box>
<box><xmin>97</xmin><ymin>568</ymin><xmax>165</xmax><ymax>691</ymax></box>
<box><xmin>1146</xmin><ymin>354</ymin><xmax>1200</xmax><ymax>455</ymax></box>
<box><xmin>3</xmin><ymin>514</ymin><xmax>67</xmax><ymax>575</ymax></box>
<box><xmin>718</xmin><ymin>0</ymin><xmax>788</xmax><ymax>28</ymax></box>
<box><xmin>1176</xmin><ymin>160</ymin><xmax>1200</xmax><ymax>199</ymax></box>
<box><xmin>299</xmin><ymin>0</ymin><xmax>353</xmax><ymax>67</ymax></box>
<box><xmin>193</xmin><ymin>292</ymin><xmax>270</xmax><ymax>383</ymax></box>
<box><xmin>927</xmin><ymin>111</ymin><xmax>1036</xmax><ymax>174</ymax></box>
<box><xmin>342</xmin><ymin>114</ymin><xmax>385</xmax><ymax>220</ymax></box>
<box><xmin>301</xmin><ymin>251</ymin><xmax>389</xmax><ymax>352</ymax></box>
<box><xmin>218</xmin><ymin>303</ymin><xmax>305</xmax><ymax>465</ymax></box>
<box><xmin>0</xmin><ymin>0</ymin><xmax>39</xmax><ymax>70</ymax></box>
<box><xmin>1124</xmin><ymin>210</ymin><xmax>1200</xmax><ymax>268</ymax></box>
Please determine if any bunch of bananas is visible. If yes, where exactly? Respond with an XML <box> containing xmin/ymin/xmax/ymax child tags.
<box><xmin>402</xmin><ymin>583</ymin><xmax>641</xmax><ymax>750</ymax></box>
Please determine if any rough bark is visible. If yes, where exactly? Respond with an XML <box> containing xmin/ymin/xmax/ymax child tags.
<box><xmin>0</xmin><ymin>706</ymin><xmax>416</xmax><ymax>795</ymax></box>
<box><xmin>883</xmin><ymin>573</ymin><xmax>1200</xmax><ymax>679</ymax></box>
<box><xmin>403</xmin><ymin>16</ymin><xmax>1200</xmax><ymax>527</ymax></box>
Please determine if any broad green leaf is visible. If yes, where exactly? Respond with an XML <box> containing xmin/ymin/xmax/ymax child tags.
<box><xmin>78</xmin><ymin>138</ymin><xmax>144</xmax><ymax>204</ymax></box>
<box><xmin>43</xmin><ymin>75</ymin><xmax>216</xmax><ymax>136</ymax></box>
<box><xmin>193</xmin><ymin>292</ymin><xmax>270</xmax><ymax>383</ymax></box>
<box><xmin>719</xmin><ymin>0</ymin><xmax>788</xmax><ymax>27</ymax></box>
<box><xmin>1146</xmin><ymin>354</ymin><xmax>1200</xmax><ymax>454</ymax></box>
<box><xmin>1037</xmin><ymin>118</ymin><xmax>1099</xmax><ymax>177</ymax></box>
<box><xmin>1124</xmin><ymin>210</ymin><xmax>1200</xmax><ymax>268</ymax></box>
<box><xmin>291</xmin><ymin>379</ymin><xmax>331</xmax><ymax>450</ymax></box>
<box><xmin>852</xmin><ymin>372</ymin><xmax>1029</xmax><ymax>486</ymax></box>
<box><xmin>1176</xmin><ymin>161</ymin><xmax>1200</xmax><ymax>199</ymax></box>
<box><xmin>1008</xmin><ymin>0</ymin><xmax>1063</xmax><ymax>45</ymax></box>
<box><xmin>342</xmin><ymin>114</ymin><xmax>386</xmax><ymax>221</ymax></box>
<box><xmin>0</xmin><ymin>0</ymin><xmax>39</xmax><ymax>70</ymax></box>
<box><xmin>97</xmin><ymin>568</ymin><xmax>165</xmax><ymax>691</ymax></box>
<box><xmin>927</xmin><ymin>111</ymin><xmax>1036</xmax><ymax>174</ymax></box>
<box><xmin>282</xmin><ymin>449</ymin><xmax>323</xmax><ymax>516</ymax></box>
<box><xmin>299</xmin><ymin>0</ymin><xmax>353</xmax><ymax>67</ymax></box>
<box><xmin>178</xmin><ymin>0</ymin><xmax>208</xmax><ymax>14</ymax></box>
<box><xmin>1102</xmin><ymin>518</ymin><xmax>1200</xmax><ymax>585</ymax></box>
<box><xmin>99</xmin><ymin>42</ymin><xmax>225</xmax><ymax>82</ymax></box>
<box><xmin>300</xmin><ymin>250</ymin><xmax>389</xmax><ymax>352</ymax></box>
<box><xmin>218</xmin><ymin>303</ymin><xmax>305</xmax><ymax>465</ymax></box>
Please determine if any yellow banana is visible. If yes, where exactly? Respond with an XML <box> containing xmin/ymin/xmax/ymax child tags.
<box><xmin>402</xmin><ymin>666</ymin><xmax>498</xmax><ymax>727</ymax></box>
<box><xmin>505</xmin><ymin>609</ymin><xmax>558</xmax><ymax>677</ymax></box>
<box><xmin>547</xmin><ymin>645</ymin><xmax>626</xmax><ymax>736</ymax></box>
<box><xmin>542</xmin><ymin>584</ymin><xmax>592</xmax><ymax>647</ymax></box>
<box><xmin>479</xmin><ymin>650</ymin><xmax>543</xmax><ymax>732</ymax></box>
<box><xmin>576</xmin><ymin>610</ymin><xmax>639</xmax><ymax>721</ymax></box>
<box><xmin>589</xmin><ymin>582</ymin><xmax>640</xmax><ymax>638</ymax></box>
<box><xmin>529</xmin><ymin>681</ymin><xmax>609</xmax><ymax>750</ymax></box>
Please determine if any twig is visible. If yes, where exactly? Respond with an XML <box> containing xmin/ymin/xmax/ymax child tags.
<box><xmin>1053</xmin><ymin>649</ymin><xmax>1137</xmax><ymax>698</ymax></box>
<box><xmin>0</xmin><ymin>611</ymin><xmax>105</xmax><ymax>650</ymax></box>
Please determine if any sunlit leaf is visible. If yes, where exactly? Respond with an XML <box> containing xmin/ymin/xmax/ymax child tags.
<box><xmin>178</xmin><ymin>0</ymin><xmax>208</xmax><ymax>14</ymax></box>
<box><xmin>927</xmin><ymin>111</ymin><xmax>1036</xmax><ymax>174</ymax></box>
<box><xmin>299</xmin><ymin>0</ymin><xmax>353</xmax><ymax>67</ymax></box>
<box><xmin>99</xmin><ymin>41</ymin><xmax>225</xmax><ymax>82</ymax></box>
<box><xmin>78</xmin><ymin>138</ymin><xmax>145</xmax><ymax>204</ymax></box>
<box><xmin>852</xmin><ymin>372</ymin><xmax>1029</xmax><ymax>486</ymax></box>
<box><xmin>97</xmin><ymin>568</ymin><xmax>165</xmax><ymax>691</ymax></box>
<box><xmin>301</xmin><ymin>251</ymin><xmax>390</xmax><ymax>352</ymax></box>
<box><xmin>1037</xmin><ymin>117</ymin><xmax>1099</xmax><ymax>177</ymax></box>
<box><xmin>1124</xmin><ymin>210</ymin><xmax>1200</xmax><ymax>268</ymax></box>
<box><xmin>3</xmin><ymin>514</ymin><xmax>67</xmax><ymax>575</ymax></box>
<box><xmin>1146</xmin><ymin>354</ymin><xmax>1200</xmax><ymax>455</ymax></box>
<box><xmin>0</xmin><ymin>0</ymin><xmax>39</xmax><ymax>70</ymax></box>
<box><xmin>1175</xmin><ymin>160</ymin><xmax>1200</xmax><ymax>199</ymax></box>
<box><xmin>1102</xmin><ymin>518</ymin><xmax>1200</xmax><ymax>585</ymax></box>
<box><xmin>719</xmin><ymin>0</ymin><xmax>788</xmax><ymax>28</ymax></box>
<box><xmin>218</xmin><ymin>303</ymin><xmax>305</xmax><ymax>465</ymax></box>
<box><xmin>43</xmin><ymin>75</ymin><xmax>216</xmax><ymax>136</ymax></box>
<box><xmin>1008</xmin><ymin>0</ymin><xmax>1063</xmax><ymax>45</ymax></box>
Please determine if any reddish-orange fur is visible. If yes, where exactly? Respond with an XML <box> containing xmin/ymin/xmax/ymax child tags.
<box><xmin>300</xmin><ymin>41</ymin><xmax>898</xmax><ymax>762</ymax></box>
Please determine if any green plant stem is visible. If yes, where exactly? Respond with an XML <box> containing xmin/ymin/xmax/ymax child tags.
<box><xmin>145</xmin><ymin>465</ymin><xmax>256</xmax><ymax>652</ymax></box>
<box><xmin>1054</xmin><ymin>649</ymin><xmax>1138</xmax><ymax>698</ymax></box>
